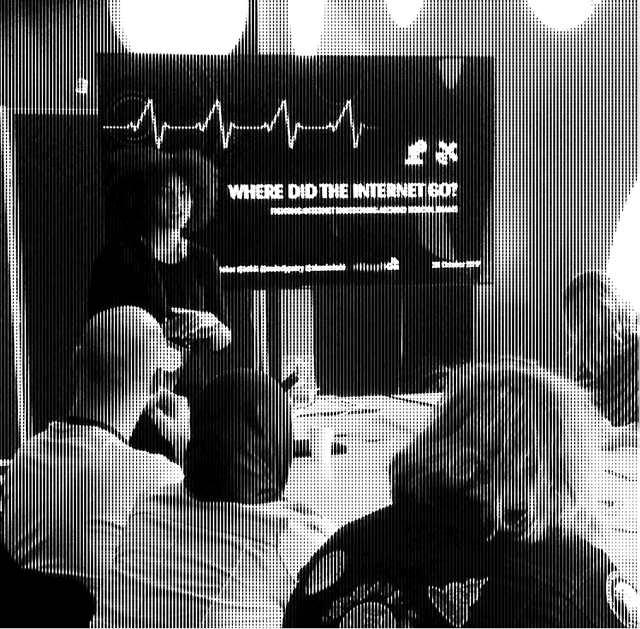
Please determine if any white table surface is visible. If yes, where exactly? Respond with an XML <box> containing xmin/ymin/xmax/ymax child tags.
<box><xmin>286</xmin><ymin>395</ymin><xmax>437</xmax><ymax>526</ymax></box>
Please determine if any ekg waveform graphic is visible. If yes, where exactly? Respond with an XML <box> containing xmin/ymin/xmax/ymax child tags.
<box><xmin>103</xmin><ymin>98</ymin><xmax>371</xmax><ymax>149</ymax></box>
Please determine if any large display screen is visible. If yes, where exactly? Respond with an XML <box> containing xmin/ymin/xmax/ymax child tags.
<box><xmin>99</xmin><ymin>54</ymin><xmax>494</xmax><ymax>289</ymax></box>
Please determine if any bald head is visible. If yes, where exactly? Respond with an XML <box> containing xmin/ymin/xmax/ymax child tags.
<box><xmin>72</xmin><ymin>307</ymin><xmax>181</xmax><ymax>428</ymax></box>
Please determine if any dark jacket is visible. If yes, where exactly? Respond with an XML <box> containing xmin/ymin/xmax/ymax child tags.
<box><xmin>88</xmin><ymin>237</ymin><xmax>227</xmax><ymax>325</ymax></box>
<box><xmin>283</xmin><ymin>504</ymin><xmax>625</xmax><ymax>628</ymax></box>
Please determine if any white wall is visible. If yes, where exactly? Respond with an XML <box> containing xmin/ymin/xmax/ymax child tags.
<box><xmin>259</xmin><ymin>0</ymin><xmax>637</xmax><ymax>368</ymax></box>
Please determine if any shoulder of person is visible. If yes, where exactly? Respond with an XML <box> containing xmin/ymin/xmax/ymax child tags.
<box><xmin>519</xmin><ymin>532</ymin><xmax>627</xmax><ymax>627</ymax></box>
<box><xmin>9</xmin><ymin>423</ymin><xmax>71</xmax><ymax>465</ymax></box>
<box><xmin>506</xmin><ymin>530</ymin><xmax>612</xmax><ymax>579</ymax></box>
<box><xmin>279</xmin><ymin>501</ymin><xmax>338</xmax><ymax>539</ymax></box>
<box><xmin>128</xmin><ymin>448</ymin><xmax>184</xmax><ymax>487</ymax></box>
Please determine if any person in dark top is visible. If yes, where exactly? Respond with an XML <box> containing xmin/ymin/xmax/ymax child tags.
<box><xmin>283</xmin><ymin>359</ymin><xmax>635</xmax><ymax>628</ymax></box>
<box><xmin>563</xmin><ymin>270</ymin><xmax>639</xmax><ymax>448</ymax></box>
<box><xmin>89</xmin><ymin>149</ymin><xmax>231</xmax><ymax>459</ymax></box>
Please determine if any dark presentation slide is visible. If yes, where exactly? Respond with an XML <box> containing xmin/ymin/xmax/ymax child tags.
<box><xmin>99</xmin><ymin>55</ymin><xmax>494</xmax><ymax>289</ymax></box>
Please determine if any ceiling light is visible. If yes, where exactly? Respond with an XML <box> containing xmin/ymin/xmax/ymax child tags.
<box><xmin>527</xmin><ymin>0</ymin><xmax>602</xmax><ymax>30</ymax></box>
<box><xmin>288</xmin><ymin>0</ymin><xmax>327</xmax><ymax>56</ymax></box>
<box><xmin>384</xmin><ymin>0</ymin><xmax>425</xmax><ymax>28</ymax></box>
<box><xmin>109</xmin><ymin>0</ymin><xmax>249</xmax><ymax>54</ymax></box>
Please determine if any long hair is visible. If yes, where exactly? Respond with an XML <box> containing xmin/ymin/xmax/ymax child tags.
<box><xmin>390</xmin><ymin>359</ymin><xmax>606</xmax><ymax>543</ymax></box>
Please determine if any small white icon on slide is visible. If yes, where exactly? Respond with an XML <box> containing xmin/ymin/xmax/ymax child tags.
<box><xmin>386</xmin><ymin>257</ymin><xmax>400</xmax><ymax>271</ymax></box>
<box><xmin>435</xmin><ymin>141</ymin><xmax>458</xmax><ymax>165</ymax></box>
<box><xmin>405</xmin><ymin>140</ymin><xmax>428</xmax><ymax>165</ymax></box>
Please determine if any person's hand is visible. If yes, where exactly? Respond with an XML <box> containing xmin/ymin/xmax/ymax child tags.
<box><xmin>162</xmin><ymin>311</ymin><xmax>201</xmax><ymax>342</ymax></box>
<box><xmin>165</xmin><ymin>308</ymin><xmax>232</xmax><ymax>350</ymax></box>
<box><xmin>147</xmin><ymin>388</ymin><xmax>191</xmax><ymax>463</ymax></box>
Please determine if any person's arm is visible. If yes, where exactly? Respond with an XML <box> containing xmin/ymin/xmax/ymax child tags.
<box><xmin>169</xmin><ymin>246</ymin><xmax>231</xmax><ymax>350</ymax></box>
<box><xmin>277</xmin><ymin>504</ymin><xmax>337</xmax><ymax>581</ymax></box>
<box><xmin>146</xmin><ymin>389</ymin><xmax>191</xmax><ymax>467</ymax></box>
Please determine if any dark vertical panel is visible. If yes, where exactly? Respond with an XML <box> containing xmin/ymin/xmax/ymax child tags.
<box><xmin>0</xmin><ymin>126</ymin><xmax>19</xmax><ymax>459</ymax></box>
<box><xmin>400</xmin><ymin>285</ymin><xmax>473</xmax><ymax>392</ymax></box>
<box><xmin>14</xmin><ymin>114</ymin><xmax>105</xmax><ymax>434</ymax></box>
<box><xmin>313</xmin><ymin>285</ymin><xmax>402</xmax><ymax>396</ymax></box>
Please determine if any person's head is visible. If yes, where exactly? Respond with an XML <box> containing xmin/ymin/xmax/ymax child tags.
<box><xmin>71</xmin><ymin>307</ymin><xmax>182</xmax><ymax>435</ymax></box>
<box><xmin>106</xmin><ymin>148</ymin><xmax>218</xmax><ymax>238</ymax></box>
<box><xmin>563</xmin><ymin>270</ymin><xmax>638</xmax><ymax>373</ymax></box>
<box><xmin>390</xmin><ymin>359</ymin><xmax>606</xmax><ymax>543</ymax></box>
<box><xmin>141</xmin><ymin>160</ymin><xmax>193</xmax><ymax>232</ymax></box>
<box><xmin>184</xmin><ymin>369</ymin><xmax>293</xmax><ymax>505</ymax></box>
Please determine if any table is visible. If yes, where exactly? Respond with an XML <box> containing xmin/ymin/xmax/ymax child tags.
<box><xmin>285</xmin><ymin>394</ymin><xmax>440</xmax><ymax>526</ymax></box>
<box><xmin>285</xmin><ymin>395</ymin><xmax>638</xmax><ymax>588</ymax></box>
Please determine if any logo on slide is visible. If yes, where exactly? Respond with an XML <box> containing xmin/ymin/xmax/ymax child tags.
<box><xmin>435</xmin><ymin>141</ymin><xmax>458</xmax><ymax>165</ymax></box>
<box><xmin>405</xmin><ymin>139</ymin><xmax>428</xmax><ymax>165</ymax></box>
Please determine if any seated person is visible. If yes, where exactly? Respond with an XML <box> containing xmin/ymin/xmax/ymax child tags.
<box><xmin>563</xmin><ymin>270</ymin><xmax>639</xmax><ymax>447</ymax></box>
<box><xmin>93</xmin><ymin>369</ymin><xmax>335</xmax><ymax>628</ymax></box>
<box><xmin>89</xmin><ymin>149</ymin><xmax>231</xmax><ymax>460</ymax></box>
<box><xmin>2</xmin><ymin>307</ymin><xmax>188</xmax><ymax>597</ymax></box>
<box><xmin>0</xmin><ymin>541</ymin><xmax>95</xmax><ymax>628</ymax></box>
<box><xmin>283</xmin><ymin>359</ymin><xmax>634</xmax><ymax>628</ymax></box>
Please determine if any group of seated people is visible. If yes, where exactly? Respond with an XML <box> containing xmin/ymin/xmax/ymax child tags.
<box><xmin>0</xmin><ymin>268</ymin><xmax>637</xmax><ymax>628</ymax></box>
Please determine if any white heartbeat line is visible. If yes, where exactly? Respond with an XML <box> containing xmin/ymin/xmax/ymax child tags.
<box><xmin>103</xmin><ymin>98</ymin><xmax>370</xmax><ymax>149</ymax></box>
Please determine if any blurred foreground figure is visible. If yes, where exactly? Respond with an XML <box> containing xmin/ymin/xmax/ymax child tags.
<box><xmin>284</xmin><ymin>360</ymin><xmax>635</xmax><ymax>628</ymax></box>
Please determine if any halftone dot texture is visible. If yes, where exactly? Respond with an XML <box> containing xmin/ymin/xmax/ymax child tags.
<box><xmin>2</xmin><ymin>0</ymin><xmax>637</xmax><ymax>627</ymax></box>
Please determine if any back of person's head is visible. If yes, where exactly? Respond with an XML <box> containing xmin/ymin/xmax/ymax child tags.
<box><xmin>391</xmin><ymin>358</ymin><xmax>606</xmax><ymax>542</ymax></box>
<box><xmin>73</xmin><ymin>306</ymin><xmax>181</xmax><ymax>404</ymax></box>
<box><xmin>184</xmin><ymin>369</ymin><xmax>293</xmax><ymax>505</ymax></box>
<box><xmin>563</xmin><ymin>270</ymin><xmax>639</xmax><ymax>344</ymax></box>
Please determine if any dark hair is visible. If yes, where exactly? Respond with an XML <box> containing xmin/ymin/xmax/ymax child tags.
<box><xmin>184</xmin><ymin>369</ymin><xmax>293</xmax><ymax>505</ymax></box>
<box><xmin>105</xmin><ymin>148</ymin><xmax>218</xmax><ymax>238</ymax></box>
